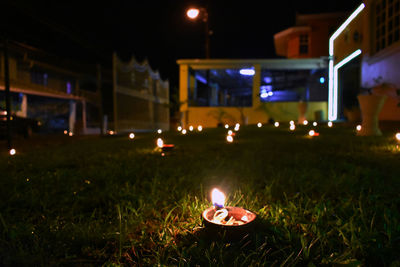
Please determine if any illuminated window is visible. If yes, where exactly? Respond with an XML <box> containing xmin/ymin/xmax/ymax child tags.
<box><xmin>299</xmin><ymin>34</ymin><xmax>309</xmax><ymax>54</ymax></box>
<box><xmin>188</xmin><ymin>68</ymin><xmax>253</xmax><ymax>107</ymax></box>
<box><xmin>375</xmin><ymin>0</ymin><xmax>400</xmax><ymax>52</ymax></box>
<box><xmin>260</xmin><ymin>68</ymin><xmax>327</xmax><ymax>102</ymax></box>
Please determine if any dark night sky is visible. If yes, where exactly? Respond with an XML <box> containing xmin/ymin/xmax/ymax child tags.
<box><xmin>2</xmin><ymin>0</ymin><xmax>362</xmax><ymax>89</ymax></box>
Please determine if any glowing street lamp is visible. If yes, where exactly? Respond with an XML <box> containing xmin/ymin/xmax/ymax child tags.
<box><xmin>186</xmin><ymin>8</ymin><xmax>200</xmax><ymax>19</ymax></box>
<box><xmin>186</xmin><ymin>7</ymin><xmax>211</xmax><ymax>58</ymax></box>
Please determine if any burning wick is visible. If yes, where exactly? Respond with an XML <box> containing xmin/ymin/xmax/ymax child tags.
<box><xmin>209</xmin><ymin>188</ymin><xmax>248</xmax><ymax>226</ymax></box>
<box><xmin>211</xmin><ymin>188</ymin><xmax>225</xmax><ymax>208</ymax></box>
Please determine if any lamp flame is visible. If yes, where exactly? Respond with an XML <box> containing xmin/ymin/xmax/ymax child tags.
<box><xmin>157</xmin><ymin>138</ymin><xmax>164</xmax><ymax>148</ymax></box>
<box><xmin>211</xmin><ymin>188</ymin><xmax>225</xmax><ymax>208</ymax></box>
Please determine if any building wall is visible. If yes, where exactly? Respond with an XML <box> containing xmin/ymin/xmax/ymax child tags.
<box><xmin>182</xmin><ymin>102</ymin><xmax>327</xmax><ymax>128</ymax></box>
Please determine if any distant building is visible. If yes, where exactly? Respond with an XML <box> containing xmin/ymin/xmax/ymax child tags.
<box><xmin>112</xmin><ymin>53</ymin><xmax>170</xmax><ymax>132</ymax></box>
<box><xmin>330</xmin><ymin>0</ymin><xmax>400</xmax><ymax>121</ymax></box>
<box><xmin>274</xmin><ymin>12</ymin><xmax>347</xmax><ymax>59</ymax></box>
<box><xmin>176</xmin><ymin>13</ymin><xmax>350</xmax><ymax>128</ymax></box>
<box><xmin>0</xmin><ymin>42</ymin><xmax>101</xmax><ymax>134</ymax></box>
<box><xmin>177</xmin><ymin>58</ymin><xmax>328</xmax><ymax>128</ymax></box>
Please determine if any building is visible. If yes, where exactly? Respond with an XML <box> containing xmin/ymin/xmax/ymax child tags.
<box><xmin>177</xmin><ymin>58</ymin><xmax>328</xmax><ymax>128</ymax></box>
<box><xmin>0</xmin><ymin>41</ymin><xmax>101</xmax><ymax>135</ymax></box>
<box><xmin>176</xmin><ymin>12</ymin><xmax>349</xmax><ymax>128</ymax></box>
<box><xmin>329</xmin><ymin>0</ymin><xmax>400</xmax><ymax>121</ymax></box>
<box><xmin>274</xmin><ymin>12</ymin><xmax>348</xmax><ymax>59</ymax></box>
<box><xmin>112</xmin><ymin>53</ymin><xmax>170</xmax><ymax>132</ymax></box>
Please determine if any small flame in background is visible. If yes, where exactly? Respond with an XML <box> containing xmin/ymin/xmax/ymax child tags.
<box><xmin>211</xmin><ymin>188</ymin><xmax>225</xmax><ymax>208</ymax></box>
<box><xmin>157</xmin><ymin>138</ymin><xmax>164</xmax><ymax>148</ymax></box>
<box><xmin>9</xmin><ymin>148</ymin><xmax>16</xmax><ymax>156</ymax></box>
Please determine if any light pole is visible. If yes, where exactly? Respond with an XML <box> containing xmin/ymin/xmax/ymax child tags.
<box><xmin>186</xmin><ymin>7</ymin><xmax>211</xmax><ymax>59</ymax></box>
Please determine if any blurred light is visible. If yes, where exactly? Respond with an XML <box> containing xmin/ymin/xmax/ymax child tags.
<box><xmin>313</xmin><ymin>122</ymin><xmax>318</xmax><ymax>126</ymax></box>
<box><xmin>9</xmin><ymin>148</ymin><xmax>16</xmax><ymax>156</ymax></box>
<box><xmin>129</xmin><ymin>133</ymin><xmax>135</xmax><ymax>139</ymax></box>
<box><xmin>331</xmin><ymin>49</ymin><xmax>362</xmax><ymax>121</ymax></box>
<box><xmin>290</xmin><ymin>120</ymin><xmax>295</xmax><ymax>125</ymax></box>
<box><xmin>211</xmin><ymin>188</ymin><xmax>225</xmax><ymax>208</ymax></box>
<box><xmin>189</xmin><ymin>125</ymin><xmax>194</xmax><ymax>131</ymax></box>
<box><xmin>239</xmin><ymin>68</ymin><xmax>255</xmax><ymax>76</ymax></box>
<box><xmin>228</xmin><ymin>130</ymin><xmax>233</xmax><ymax>135</ymax></box>
<box><xmin>290</xmin><ymin>124</ymin><xmax>295</xmax><ymax>131</ymax></box>
<box><xmin>226</xmin><ymin>135</ymin><xmax>233</xmax><ymax>142</ymax></box>
<box><xmin>328</xmin><ymin>3</ymin><xmax>365</xmax><ymax>121</ymax></box>
<box><xmin>63</xmin><ymin>130</ymin><xmax>68</xmax><ymax>135</ymax></box>
<box><xmin>356</xmin><ymin>125</ymin><xmax>362</xmax><ymax>131</ymax></box>
<box><xmin>187</xmin><ymin>8</ymin><xmax>200</xmax><ymax>19</ymax></box>
<box><xmin>268</xmin><ymin>91</ymin><xmax>274</xmax><ymax>96</ymax></box>
<box><xmin>157</xmin><ymin>129</ymin><xmax>162</xmax><ymax>134</ymax></box>
<box><xmin>274</xmin><ymin>122</ymin><xmax>280</xmax><ymax>127</ymax></box>
<box><xmin>264</xmin><ymin>77</ymin><xmax>272</xmax><ymax>83</ymax></box>
<box><xmin>177</xmin><ymin>126</ymin><xmax>182</xmax><ymax>131</ymax></box>
<box><xmin>303</xmin><ymin>120</ymin><xmax>308</xmax><ymax>125</ymax></box>
<box><xmin>260</xmin><ymin>92</ymin><xmax>268</xmax><ymax>98</ymax></box>
<box><xmin>224</xmin><ymin>124</ymin><xmax>229</xmax><ymax>129</ymax></box>
<box><xmin>182</xmin><ymin>129</ymin><xmax>187</xmax><ymax>135</ymax></box>
<box><xmin>396</xmin><ymin>132</ymin><xmax>400</xmax><ymax>141</ymax></box>
<box><xmin>309</xmin><ymin>130</ymin><xmax>315</xmax><ymax>136</ymax></box>
<box><xmin>109</xmin><ymin>130</ymin><xmax>115</xmax><ymax>135</ymax></box>
<box><xmin>257</xmin><ymin>122</ymin><xmax>262</xmax><ymax>128</ymax></box>
<box><xmin>198</xmin><ymin>125</ymin><xmax>203</xmax><ymax>131</ymax></box>
<box><xmin>68</xmin><ymin>132</ymin><xmax>73</xmax><ymax>136</ymax></box>
<box><xmin>320</xmin><ymin>77</ymin><xmax>325</xmax><ymax>84</ymax></box>
<box><xmin>328</xmin><ymin>121</ymin><xmax>333</xmax><ymax>127</ymax></box>
<box><xmin>157</xmin><ymin>138</ymin><xmax>164</xmax><ymax>148</ymax></box>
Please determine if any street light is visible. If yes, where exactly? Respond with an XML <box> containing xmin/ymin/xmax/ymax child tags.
<box><xmin>186</xmin><ymin>7</ymin><xmax>210</xmax><ymax>58</ymax></box>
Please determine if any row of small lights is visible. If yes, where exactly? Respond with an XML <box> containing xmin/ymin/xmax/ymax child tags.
<box><xmin>7</xmin><ymin>123</ymin><xmax>400</xmax><ymax>156</ymax></box>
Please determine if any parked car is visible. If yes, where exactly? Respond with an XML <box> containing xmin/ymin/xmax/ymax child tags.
<box><xmin>0</xmin><ymin>107</ymin><xmax>41</xmax><ymax>138</ymax></box>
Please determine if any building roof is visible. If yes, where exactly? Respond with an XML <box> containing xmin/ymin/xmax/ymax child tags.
<box><xmin>176</xmin><ymin>58</ymin><xmax>328</xmax><ymax>69</ymax></box>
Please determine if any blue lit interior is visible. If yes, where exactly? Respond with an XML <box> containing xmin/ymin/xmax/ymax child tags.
<box><xmin>188</xmin><ymin>68</ymin><xmax>253</xmax><ymax>107</ymax></box>
<box><xmin>260</xmin><ymin>68</ymin><xmax>328</xmax><ymax>102</ymax></box>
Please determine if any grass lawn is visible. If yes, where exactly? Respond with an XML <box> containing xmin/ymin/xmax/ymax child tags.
<box><xmin>0</xmin><ymin>124</ymin><xmax>399</xmax><ymax>266</ymax></box>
